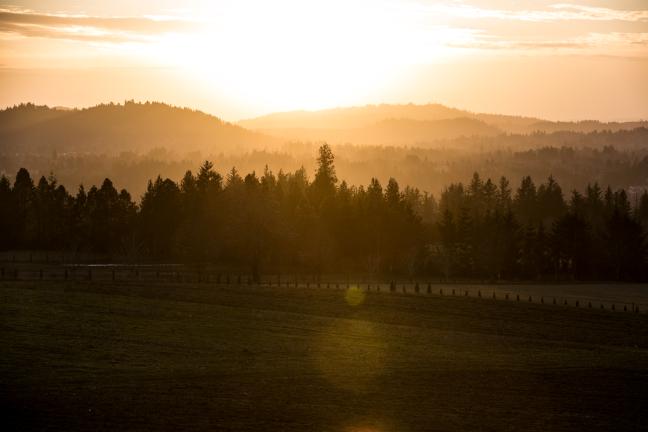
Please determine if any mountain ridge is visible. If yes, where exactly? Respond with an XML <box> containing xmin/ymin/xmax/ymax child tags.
<box><xmin>2</xmin><ymin>101</ymin><xmax>647</xmax><ymax>156</ymax></box>
<box><xmin>0</xmin><ymin>101</ymin><xmax>276</xmax><ymax>155</ymax></box>
<box><xmin>239</xmin><ymin>103</ymin><xmax>648</xmax><ymax>136</ymax></box>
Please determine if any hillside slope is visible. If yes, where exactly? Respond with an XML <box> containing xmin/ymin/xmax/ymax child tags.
<box><xmin>239</xmin><ymin>103</ymin><xmax>648</xmax><ymax>141</ymax></box>
<box><xmin>253</xmin><ymin>117</ymin><xmax>502</xmax><ymax>145</ymax></box>
<box><xmin>0</xmin><ymin>102</ymin><xmax>276</xmax><ymax>155</ymax></box>
<box><xmin>3</xmin><ymin>280</ymin><xmax>647</xmax><ymax>431</ymax></box>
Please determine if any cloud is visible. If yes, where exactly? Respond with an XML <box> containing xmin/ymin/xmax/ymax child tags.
<box><xmin>448</xmin><ymin>31</ymin><xmax>648</xmax><ymax>52</ymax></box>
<box><xmin>549</xmin><ymin>4</ymin><xmax>648</xmax><ymax>22</ymax></box>
<box><xmin>418</xmin><ymin>2</ymin><xmax>648</xmax><ymax>23</ymax></box>
<box><xmin>0</xmin><ymin>7</ymin><xmax>198</xmax><ymax>43</ymax></box>
<box><xmin>409</xmin><ymin>2</ymin><xmax>648</xmax><ymax>55</ymax></box>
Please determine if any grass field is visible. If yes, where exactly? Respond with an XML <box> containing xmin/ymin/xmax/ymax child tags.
<box><xmin>1</xmin><ymin>280</ymin><xmax>647</xmax><ymax>431</ymax></box>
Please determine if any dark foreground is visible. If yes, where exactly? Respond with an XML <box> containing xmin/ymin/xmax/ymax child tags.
<box><xmin>1</xmin><ymin>281</ymin><xmax>647</xmax><ymax>431</ymax></box>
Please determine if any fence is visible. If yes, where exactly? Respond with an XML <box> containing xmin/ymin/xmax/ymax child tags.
<box><xmin>1</xmin><ymin>264</ymin><xmax>646</xmax><ymax>315</ymax></box>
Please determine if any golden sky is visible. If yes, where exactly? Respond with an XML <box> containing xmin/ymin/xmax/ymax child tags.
<box><xmin>1</xmin><ymin>0</ymin><xmax>647</xmax><ymax>121</ymax></box>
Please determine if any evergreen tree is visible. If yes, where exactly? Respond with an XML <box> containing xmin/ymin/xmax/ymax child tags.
<box><xmin>514</xmin><ymin>176</ymin><xmax>538</xmax><ymax>226</ymax></box>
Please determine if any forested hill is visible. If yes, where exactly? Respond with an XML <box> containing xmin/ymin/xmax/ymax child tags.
<box><xmin>243</xmin><ymin>118</ymin><xmax>501</xmax><ymax>146</ymax></box>
<box><xmin>239</xmin><ymin>103</ymin><xmax>648</xmax><ymax>141</ymax></box>
<box><xmin>0</xmin><ymin>102</ymin><xmax>276</xmax><ymax>155</ymax></box>
<box><xmin>4</xmin><ymin>102</ymin><xmax>647</xmax><ymax>155</ymax></box>
<box><xmin>239</xmin><ymin>104</ymin><xmax>481</xmax><ymax>129</ymax></box>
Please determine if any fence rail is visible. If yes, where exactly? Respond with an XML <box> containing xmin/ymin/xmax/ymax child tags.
<box><xmin>1</xmin><ymin>265</ymin><xmax>646</xmax><ymax>315</ymax></box>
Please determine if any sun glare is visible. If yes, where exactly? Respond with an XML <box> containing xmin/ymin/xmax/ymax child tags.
<box><xmin>137</xmin><ymin>0</ymin><xmax>456</xmax><ymax>112</ymax></box>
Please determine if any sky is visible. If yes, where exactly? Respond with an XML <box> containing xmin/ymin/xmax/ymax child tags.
<box><xmin>0</xmin><ymin>0</ymin><xmax>647</xmax><ymax>121</ymax></box>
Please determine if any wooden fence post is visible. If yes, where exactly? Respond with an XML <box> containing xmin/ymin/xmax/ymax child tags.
<box><xmin>88</xmin><ymin>268</ymin><xmax>92</xmax><ymax>281</ymax></box>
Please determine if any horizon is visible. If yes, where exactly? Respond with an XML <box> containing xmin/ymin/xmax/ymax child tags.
<box><xmin>4</xmin><ymin>99</ymin><xmax>648</xmax><ymax>124</ymax></box>
<box><xmin>1</xmin><ymin>1</ymin><xmax>648</xmax><ymax>122</ymax></box>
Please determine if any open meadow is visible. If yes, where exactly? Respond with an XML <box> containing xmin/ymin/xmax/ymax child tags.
<box><xmin>1</xmin><ymin>280</ymin><xmax>647</xmax><ymax>431</ymax></box>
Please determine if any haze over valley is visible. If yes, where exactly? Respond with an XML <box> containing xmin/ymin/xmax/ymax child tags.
<box><xmin>2</xmin><ymin>100</ymin><xmax>647</xmax><ymax>199</ymax></box>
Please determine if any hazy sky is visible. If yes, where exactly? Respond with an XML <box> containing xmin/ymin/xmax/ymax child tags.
<box><xmin>1</xmin><ymin>0</ymin><xmax>647</xmax><ymax>121</ymax></box>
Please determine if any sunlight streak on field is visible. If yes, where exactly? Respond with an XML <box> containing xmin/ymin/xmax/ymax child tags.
<box><xmin>310</xmin><ymin>318</ymin><xmax>388</xmax><ymax>393</ymax></box>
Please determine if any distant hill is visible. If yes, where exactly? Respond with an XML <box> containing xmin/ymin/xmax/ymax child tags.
<box><xmin>255</xmin><ymin>117</ymin><xmax>501</xmax><ymax>146</ymax></box>
<box><xmin>239</xmin><ymin>104</ymin><xmax>479</xmax><ymax>130</ymax></box>
<box><xmin>527</xmin><ymin>120</ymin><xmax>648</xmax><ymax>134</ymax></box>
<box><xmin>2</xmin><ymin>102</ymin><xmax>646</xmax><ymax>156</ymax></box>
<box><xmin>239</xmin><ymin>104</ymin><xmax>648</xmax><ymax>143</ymax></box>
<box><xmin>0</xmin><ymin>101</ymin><xmax>276</xmax><ymax>155</ymax></box>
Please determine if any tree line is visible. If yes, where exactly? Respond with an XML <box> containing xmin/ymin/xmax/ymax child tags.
<box><xmin>1</xmin><ymin>144</ymin><xmax>647</xmax><ymax>281</ymax></box>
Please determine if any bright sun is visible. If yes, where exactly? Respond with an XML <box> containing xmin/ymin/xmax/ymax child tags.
<box><xmin>139</xmin><ymin>0</ymin><xmax>456</xmax><ymax>112</ymax></box>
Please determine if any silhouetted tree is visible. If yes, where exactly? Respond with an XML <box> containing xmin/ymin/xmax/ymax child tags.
<box><xmin>3</xmin><ymin>147</ymin><xmax>646</xmax><ymax>282</ymax></box>
<box><xmin>0</xmin><ymin>175</ymin><xmax>15</xmax><ymax>250</ymax></box>
<box><xmin>140</xmin><ymin>176</ymin><xmax>182</xmax><ymax>258</ymax></box>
